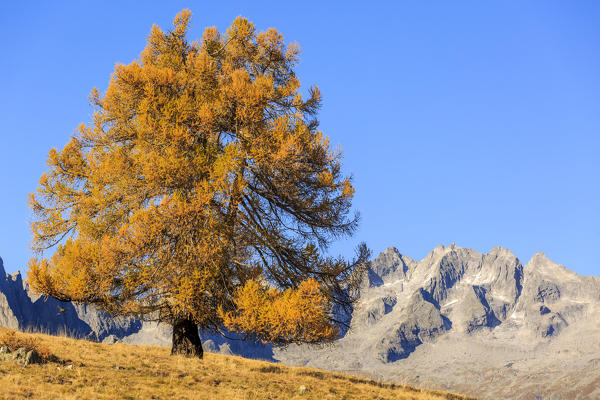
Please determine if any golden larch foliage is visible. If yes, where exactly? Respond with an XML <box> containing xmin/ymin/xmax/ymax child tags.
<box><xmin>220</xmin><ymin>278</ymin><xmax>337</xmax><ymax>344</ymax></box>
<box><xmin>27</xmin><ymin>10</ymin><xmax>369</xmax><ymax>353</ymax></box>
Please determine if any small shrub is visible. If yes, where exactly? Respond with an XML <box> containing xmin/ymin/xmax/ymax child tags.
<box><xmin>0</xmin><ymin>330</ymin><xmax>52</xmax><ymax>360</ymax></box>
<box><xmin>297</xmin><ymin>370</ymin><xmax>325</xmax><ymax>380</ymax></box>
<box><xmin>255</xmin><ymin>365</ymin><xmax>282</xmax><ymax>374</ymax></box>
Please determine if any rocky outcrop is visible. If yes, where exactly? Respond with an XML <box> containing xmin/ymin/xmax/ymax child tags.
<box><xmin>275</xmin><ymin>245</ymin><xmax>600</xmax><ymax>399</ymax></box>
<box><xmin>376</xmin><ymin>289</ymin><xmax>449</xmax><ymax>362</ymax></box>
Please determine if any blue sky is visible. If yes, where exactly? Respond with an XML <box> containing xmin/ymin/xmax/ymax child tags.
<box><xmin>1</xmin><ymin>1</ymin><xmax>599</xmax><ymax>276</ymax></box>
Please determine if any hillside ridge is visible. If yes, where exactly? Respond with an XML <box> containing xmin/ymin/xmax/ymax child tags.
<box><xmin>0</xmin><ymin>328</ymin><xmax>473</xmax><ymax>399</ymax></box>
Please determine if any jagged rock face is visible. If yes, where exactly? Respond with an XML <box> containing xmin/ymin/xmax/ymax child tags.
<box><xmin>382</xmin><ymin>246</ymin><xmax>593</xmax><ymax>341</ymax></box>
<box><xmin>0</xmin><ymin>257</ymin><xmax>140</xmax><ymax>341</ymax></box>
<box><xmin>350</xmin><ymin>244</ymin><xmax>600</xmax><ymax>347</ymax></box>
<box><xmin>365</xmin><ymin>247</ymin><xmax>414</xmax><ymax>287</ymax></box>
<box><xmin>275</xmin><ymin>245</ymin><xmax>600</xmax><ymax>399</ymax></box>
<box><xmin>508</xmin><ymin>252</ymin><xmax>600</xmax><ymax>341</ymax></box>
<box><xmin>350</xmin><ymin>245</ymin><xmax>529</xmax><ymax>354</ymax></box>
<box><xmin>376</xmin><ymin>289</ymin><xmax>449</xmax><ymax>362</ymax></box>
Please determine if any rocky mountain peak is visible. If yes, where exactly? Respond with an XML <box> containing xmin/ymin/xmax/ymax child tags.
<box><xmin>366</xmin><ymin>247</ymin><xmax>413</xmax><ymax>287</ymax></box>
<box><xmin>524</xmin><ymin>252</ymin><xmax>577</xmax><ymax>282</ymax></box>
<box><xmin>383</xmin><ymin>246</ymin><xmax>400</xmax><ymax>255</ymax></box>
<box><xmin>528</xmin><ymin>251</ymin><xmax>552</xmax><ymax>266</ymax></box>
<box><xmin>330</xmin><ymin>244</ymin><xmax>597</xmax><ymax>363</ymax></box>
<box><xmin>9</xmin><ymin>271</ymin><xmax>23</xmax><ymax>287</ymax></box>
<box><xmin>276</xmin><ymin>245</ymin><xmax>600</xmax><ymax>399</ymax></box>
<box><xmin>487</xmin><ymin>246</ymin><xmax>516</xmax><ymax>257</ymax></box>
<box><xmin>424</xmin><ymin>244</ymin><xmax>449</xmax><ymax>260</ymax></box>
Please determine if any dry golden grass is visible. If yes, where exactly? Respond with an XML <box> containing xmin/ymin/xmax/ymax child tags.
<box><xmin>0</xmin><ymin>328</ymin><xmax>475</xmax><ymax>400</ymax></box>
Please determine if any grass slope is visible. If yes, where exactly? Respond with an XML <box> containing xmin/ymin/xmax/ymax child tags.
<box><xmin>0</xmin><ymin>329</ymin><xmax>474</xmax><ymax>399</ymax></box>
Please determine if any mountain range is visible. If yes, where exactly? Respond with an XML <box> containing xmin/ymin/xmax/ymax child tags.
<box><xmin>0</xmin><ymin>245</ymin><xmax>598</xmax><ymax>399</ymax></box>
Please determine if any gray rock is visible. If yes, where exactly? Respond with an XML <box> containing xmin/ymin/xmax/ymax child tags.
<box><xmin>535</xmin><ymin>281</ymin><xmax>561</xmax><ymax>303</ymax></box>
<box><xmin>102</xmin><ymin>334</ymin><xmax>121</xmax><ymax>344</ymax></box>
<box><xmin>453</xmin><ymin>286</ymin><xmax>496</xmax><ymax>333</ymax></box>
<box><xmin>298</xmin><ymin>385</ymin><xmax>309</xmax><ymax>394</ymax></box>
<box><xmin>13</xmin><ymin>347</ymin><xmax>26</xmax><ymax>359</ymax></box>
<box><xmin>536</xmin><ymin>312</ymin><xmax>568</xmax><ymax>338</ymax></box>
<box><xmin>377</xmin><ymin>289</ymin><xmax>448</xmax><ymax>362</ymax></box>
<box><xmin>24</xmin><ymin>349</ymin><xmax>42</xmax><ymax>365</ymax></box>
<box><xmin>202</xmin><ymin>339</ymin><xmax>218</xmax><ymax>352</ymax></box>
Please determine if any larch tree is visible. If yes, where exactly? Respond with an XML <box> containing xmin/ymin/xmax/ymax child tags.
<box><xmin>27</xmin><ymin>10</ymin><xmax>368</xmax><ymax>358</ymax></box>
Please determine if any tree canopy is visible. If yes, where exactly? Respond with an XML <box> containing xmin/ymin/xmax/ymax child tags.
<box><xmin>27</xmin><ymin>10</ymin><xmax>367</xmax><ymax>357</ymax></box>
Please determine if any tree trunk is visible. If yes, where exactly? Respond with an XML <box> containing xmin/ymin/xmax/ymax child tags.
<box><xmin>171</xmin><ymin>316</ymin><xmax>203</xmax><ymax>358</ymax></box>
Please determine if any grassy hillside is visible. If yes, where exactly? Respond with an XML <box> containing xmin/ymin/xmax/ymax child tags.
<box><xmin>0</xmin><ymin>329</ymin><xmax>473</xmax><ymax>399</ymax></box>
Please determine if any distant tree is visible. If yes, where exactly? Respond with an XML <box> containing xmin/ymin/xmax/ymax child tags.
<box><xmin>27</xmin><ymin>10</ymin><xmax>368</xmax><ymax>358</ymax></box>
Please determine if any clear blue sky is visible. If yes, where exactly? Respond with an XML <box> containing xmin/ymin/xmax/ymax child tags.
<box><xmin>1</xmin><ymin>1</ymin><xmax>598</xmax><ymax>276</ymax></box>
